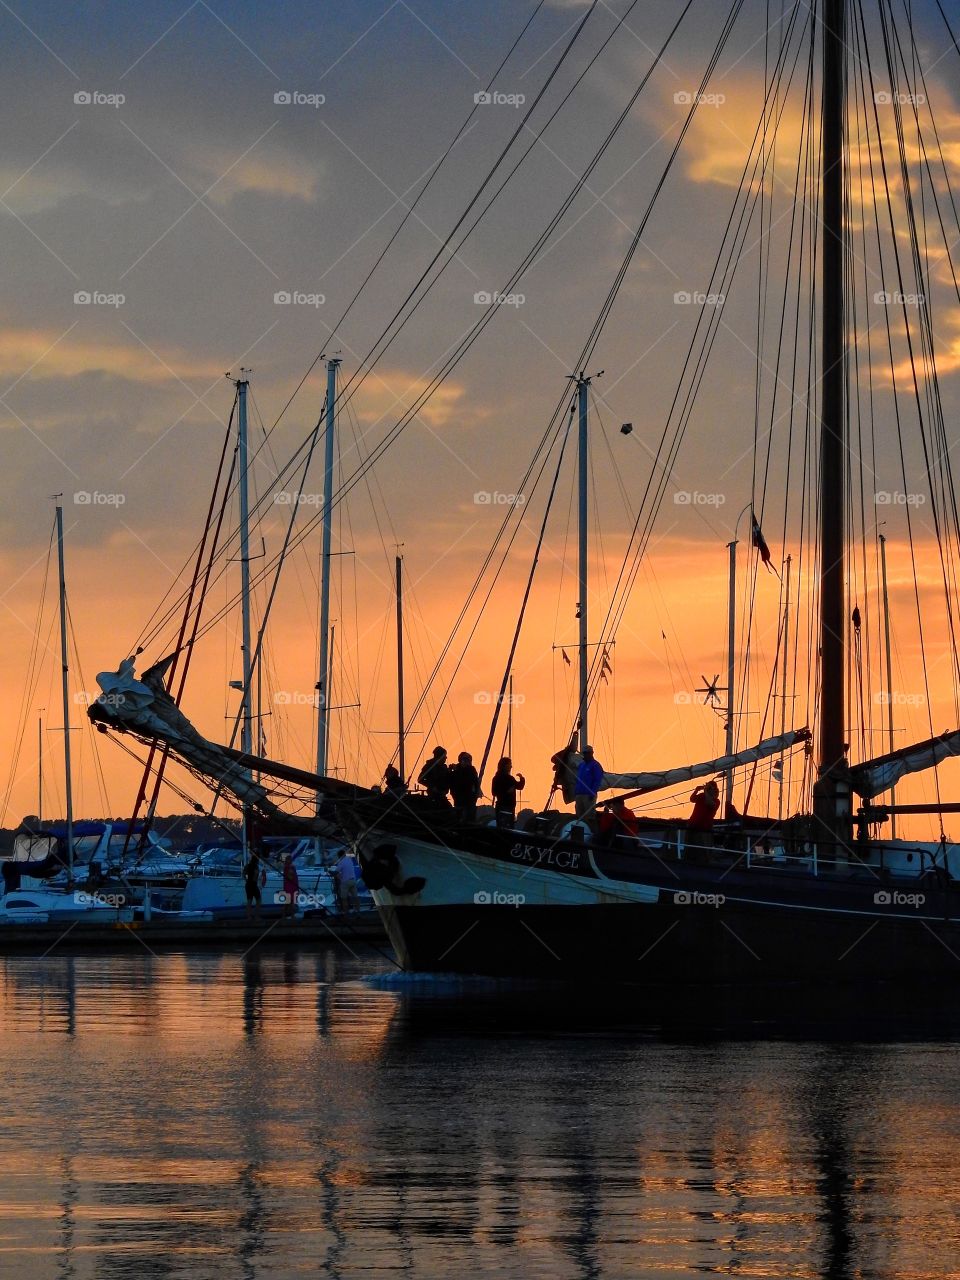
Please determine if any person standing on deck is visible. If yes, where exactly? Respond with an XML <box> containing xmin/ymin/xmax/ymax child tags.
<box><xmin>688</xmin><ymin>779</ymin><xmax>721</xmax><ymax>851</ymax></box>
<box><xmin>574</xmin><ymin>746</ymin><xmax>604</xmax><ymax>825</ymax></box>
<box><xmin>449</xmin><ymin>751</ymin><xmax>481</xmax><ymax>823</ymax></box>
<box><xmin>418</xmin><ymin>746</ymin><xmax>451</xmax><ymax>804</ymax></box>
<box><xmin>491</xmin><ymin>758</ymin><xmax>525</xmax><ymax>828</ymax></box>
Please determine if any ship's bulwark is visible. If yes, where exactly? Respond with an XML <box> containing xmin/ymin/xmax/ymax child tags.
<box><xmin>361</xmin><ymin>830</ymin><xmax>960</xmax><ymax>984</ymax></box>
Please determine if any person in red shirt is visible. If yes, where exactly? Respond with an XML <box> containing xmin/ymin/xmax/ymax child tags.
<box><xmin>598</xmin><ymin>797</ymin><xmax>640</xmax><ymax>843</ymax></box>
<box><xmin>688</xmin><ymin>779</ymin><xmax>721</xmax><ymax>851</ymax></box>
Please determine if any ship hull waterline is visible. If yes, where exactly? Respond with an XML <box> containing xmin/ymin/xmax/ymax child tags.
<box><xmin>362</xmin><ymin>827</ymin><xmax>960</xmax><ymax>985</ymax></box>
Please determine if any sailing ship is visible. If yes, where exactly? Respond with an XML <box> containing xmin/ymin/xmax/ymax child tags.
<box><xmin>86</xmin><ymin>0</ymin><xmax>960</xmax><ymax>982</ymax></box>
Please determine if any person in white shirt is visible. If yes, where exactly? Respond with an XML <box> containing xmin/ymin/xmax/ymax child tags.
<box><xmin>335</xmin><ymin>851</ymin><xmax>360</xmax><ymax>913</ymax></box>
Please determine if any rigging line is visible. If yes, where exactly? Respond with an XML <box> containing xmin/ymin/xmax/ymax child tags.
<box><xmin>210</xmin><ymin>412</ymin><xmax>326</xmax><ymax>806</ymax></box>
<box><xmin>872</xmin><ymin>0</ymin><xmax>959</xmax><ymax>734</ymax></box>
<box><xmin>857</xmin><ymin>0</ymin><xmax>941</xmax><ymax>782</ymax></box>
<box><xmin>65</xmin><ymin>600</ymin><xmax>110</xmax><ymax>817</ymax></box>
<box><xmin>583</xmin><ymin>1</ymin><xmax>813</xmax><ymax>723</ymax></box>
<box><xmin>267</xmin><ymin>0</ymin><xmax>552</xmax><ymax>436</ymax></box>
<box><xmin>1</xmin><ymin>517</ymin><xmax>56</xmax><ymax>824</ymax></box>
<box><xmin>150</xmin><ymin>0</ymin><xmax>699</xmax><ymax>654</ymax></box>
<box><xmin>407</xmin><ymin>411</ymin><xmax>573</xmax><ymax>777</ymax></box>
<box><xmin>126</xmin><ymin>394</ymin><xmax>238</xmax><ymax>856</ymax></box>
<box><xmin>478</xmin><ymin>405</ymin><xmax>573</xmax><ymax>783</ymax></box>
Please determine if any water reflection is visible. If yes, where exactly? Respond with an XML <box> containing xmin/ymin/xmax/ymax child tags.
<box><xmin>1</xmin><ymin>954</ymin><xmax>960</xmax><ymax>1278</ymax></box>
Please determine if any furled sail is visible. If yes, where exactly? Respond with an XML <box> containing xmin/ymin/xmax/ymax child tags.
<box><xmin>600</xmin><ymin>728</ymin><xmax>811</xmax><ymax>795</ymax></box>
<box><xmin>88</xmin><ymin>657</ymin><xmax>369</xmax><ymax>827</ymax></box>
<box><xmin>850</xmin><ymin>730</ymin><xmax>960</xmax><ymax>800</ymax></box>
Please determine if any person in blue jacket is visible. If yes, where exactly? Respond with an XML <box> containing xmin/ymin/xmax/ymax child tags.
<box><xmin>574</xmin><ymin>745</ymin><xmax>604</xmax><ymax>825</ymax></box>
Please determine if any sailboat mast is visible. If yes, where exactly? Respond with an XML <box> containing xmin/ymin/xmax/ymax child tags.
<box><xmin>577</xmin><ymin>373</ymin><xmax>590</xmax><ymax>752</ymax></box>
<box><xmin>55</xmin><ymin>501</ymin><xmax>74</xmax><ymax>879</ymax></box>
<box><xmin>395</xmin><ymin>551</ymin><xmax>406</xmax><ymax>784</ymax></box>
<box><xmin>725</xmin><ymin>539</ymin><xmax>737</xmax><ymax>811</ymax></box>
<box><xmin>779</xmin><ymin>555</ymin><xmax>792</xmax><ymax>820</ymax></box>
<box><xmin>879</xmin><ymin>533</ymin><xmax>896</xmax><ymax>836</ymax></box>
<box><xmin>315</xmin><ymin>356</ymin><xmax>340</xmax><ymax>781</ymax></box>
<box><xmin>236</xmin><ymin>376</ymin><xmax>254</xmax><ymax>768</ymax></box>
<box><xmin>815</xmin><ymin>0</ymin><xmax>848</xmax><ymax>834</ymax></box>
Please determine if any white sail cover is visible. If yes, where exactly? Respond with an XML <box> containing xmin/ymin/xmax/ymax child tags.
<box><xmin>90</xmin><ymin>657</ymin><xmax>325</xmax><ymax>827</ymax></box>
<box><xmin>851</xmin><ymin>730</ymin><xmax>960</xmax><ymax>800</ymax></box>
<box><xmin>601</xmin><ymin>728</ymin><xmax>810</xmax><ymax>794</ymax></box>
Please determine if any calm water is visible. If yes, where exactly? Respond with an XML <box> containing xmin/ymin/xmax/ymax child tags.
<box><xmin>1</xmin><ymin>950</ymin><xmax>959</xmax><ymax>1279</ymax></box>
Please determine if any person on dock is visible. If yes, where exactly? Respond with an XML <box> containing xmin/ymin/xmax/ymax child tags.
<box><xmin>383</xmin><ymin>764</ymin><xmax>407</xmax><ymax>797</ymax></box>
<box><xmin>282</xmin><ymin>854</ymin><xmax>299</xmax><ymax>918</ymax></box>
<box><xmin>418</xmin><ymin>746</ymin><xmax>451</xmax><ymax>805</ymax></box>
<box><xmin>574</xmin><ymin>746</ymin><xmax>604</xmax><ymax>826</ymax></box>
<box><xmin>449</xmin><ymin>751</ymin><xmax>481</xmax><ymax>823</ymax></box>
<box><xmin>245</xmin><ymin>849</ymin><xmax>266</xmax><ymax>922</ymax></box>
<box><xmin>688</xmin><ymin>779</ymin><xmax>721</xmax><ymax>853</ymax></box>
<box><xmin>335</xmin><ymin>850</ymin><xmax>360</xmax><ymax>914</ymax></box>
<box><xmin>491</xmin><ymin>757</ymin><xmax>525</xmax><ymax>829</ymax></box>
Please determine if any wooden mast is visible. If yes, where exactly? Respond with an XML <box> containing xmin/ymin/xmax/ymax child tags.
<box><xmin>813</xmin><ymin>0</ymin><xmax>849</xmax><ymax>844</ymax></box>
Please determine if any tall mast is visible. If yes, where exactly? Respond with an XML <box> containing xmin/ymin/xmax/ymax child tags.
<box><xmin>315</xmin><ymin>356</ymin><xmax>340</xmax><ymax>780</ymax></box>
<box><xmin>814</xmin><ymin>0</ymin><xmax>848</xmax><ymax>837</ymax></box>
<box><xmin>577</xmin><ymin>373</ymin><xmax>591</xmax><ymax>752</ymax></box>
<box><xmin>879</xmin><ymin>533</ymin><xmax>896</xmax><ymax>837</ymax></box>
<box><xmin>55</xmin><ymin>501</ymin><xmax>74</xmax><ymax>879</ymax></box>
<box><xmin>395</xmin><ymin>550</ymin><xmax>406</xmax><ymax>783</ymax></box>
<box><xmin>236</xmin><ymin>376</ymin><xmax>254</xmax><ymax>768</ymax></box>
<box><xmin>725</xmin><ymin>538</ymin><xmax>737</xmax><ymax>811</ymax></box>
<box><xmin>778</xmin><ymin>555</ymin><xmax>792</xmax><ymax>821</ymax></box>
<box><xmin>37</xmin><ymin>710</ymin><xmax>43</xmax><ymax>825</ymax></box>
<box><xmin>235</xmin><ymin>375</ymin><xmax>254</xmax><ymax>863</ymax></box>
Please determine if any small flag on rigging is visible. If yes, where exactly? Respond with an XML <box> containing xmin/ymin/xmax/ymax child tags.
<box><xmin>751</xmin><ymin>513</ymin><xmax>778</xmax><ymax>576</ymax></box>
<box><xmin>561</xmin><ymin>649</ymin><xmax>571</xmax><ymax>666</ymax></box>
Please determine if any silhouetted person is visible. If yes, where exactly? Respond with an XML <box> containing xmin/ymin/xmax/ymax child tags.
<box><xmin>688</xmin><ymin>779</ymin><xmax>721</xmax><ymax>852</ymax></box>
<box><xmin>244</xmin><ymin>849</ymin><xmax>265</xmax><ymax>922</ymax></box>
<box><xmin>574</xmin><ymin>745</ymin><xmax>604</xmax><ymax>825</ymax></box>
<box><xmin>383</xmin><ymin>764</ymin><xmax>407</xmax><ymax>796</ymax></box>
<box><xmin>418</xmin><ymin>746</ymin><xmax>451</xmax><ymax>804</ymax></box>
<box><xmin>598</xmin><ymin>797</ymin><xmax>639</xmax><ymax>843</ymax></box>
<box><xmin>449</xmin><ymin>752</ymin><xmax>481</xmax><ymax>823</ymax></box>
<box><xmin>492</xmin><ymin>757</ymin><xmax>525</xmax><ymax>829</ymax></box>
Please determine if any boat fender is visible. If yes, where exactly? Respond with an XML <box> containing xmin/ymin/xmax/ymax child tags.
<box><xmin>359</xmin><ymin>844</ymin><xmax>426</xmax><ymax>896</ymax></box>
<box><xmin>360</xmin><ymin>843</ymin><xmax>400</xmax><ymax>890</ymax></box>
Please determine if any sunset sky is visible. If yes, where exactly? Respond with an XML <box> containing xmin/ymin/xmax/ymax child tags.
<box><xmin>2</xmin><ymin>0</ymin><xmax>960</xmax><ymax>840</ymax></box>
